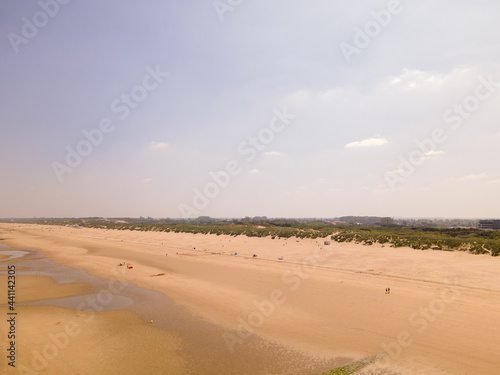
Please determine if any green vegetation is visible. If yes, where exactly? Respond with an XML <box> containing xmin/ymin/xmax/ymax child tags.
<box><xmin>321</xmin><ymin>355</ymin><xmax>381</xmax><ymax>374</ymax></box>
<box><xmin>331</xmin><ymin>226</ymin><xmax>500</xmax><ymax>256</ymax></box>
<box><xmin>3</xmin><ymin>217</ymin><xmax>499</xmax><ymax>256</ymax></box>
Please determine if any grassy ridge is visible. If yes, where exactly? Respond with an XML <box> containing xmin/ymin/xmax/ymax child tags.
<box><xmin>22</xmin><ymin>218</ymin><xmax>500</xmax><ymax>257</ymax></box>
<box><xmin>331</xmin><ymin>227</ymin><xmax>500</xmax><ymax>256</ymax></box>
<box><xmin>321</xmin><ymin>355</ymin><xmax>383</xmax><ymax>375</ymax></box>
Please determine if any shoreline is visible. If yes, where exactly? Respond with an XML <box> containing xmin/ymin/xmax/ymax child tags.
<box><xmin>2</xmin><ymin>223</ymin><xmax>500</xmax><ymax>374</ymax></box>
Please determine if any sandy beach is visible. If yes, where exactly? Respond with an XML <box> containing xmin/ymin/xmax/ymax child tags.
<box><xmin>1</xmin><ymin>223</ymin><xmax>500</xmax><ymax>374</ymax></box>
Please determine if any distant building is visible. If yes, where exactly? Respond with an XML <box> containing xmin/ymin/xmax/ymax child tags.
<box><xmin>478</xmin><ymin>220</ymin><xmax>500</xmax><ymax>230</ymax></box>
<box><xmin>381</xmin><ymin>217</ymin><xmax>394</xmax><ymax>225</ymax></box>
<box><xmin>329</xmin><ymin>221</ymin><xmax>345</xmax><ymax>225</ymax></box>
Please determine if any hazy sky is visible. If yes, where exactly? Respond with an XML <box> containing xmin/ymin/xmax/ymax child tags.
<box><xmin>1</xmin><ymin>1</ymin><xmax>500</xmax><ymax>218</ymax></box>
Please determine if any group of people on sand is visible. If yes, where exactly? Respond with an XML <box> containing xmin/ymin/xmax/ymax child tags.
<box><xmin>119</xmin><ymin>262</ymin><xmax>133</xmax><ymax>269</ymax></box>
<box><xmin>385</xmin><ymin>287</ymin><xmax>391</xmax><ymax>294</ymax></box>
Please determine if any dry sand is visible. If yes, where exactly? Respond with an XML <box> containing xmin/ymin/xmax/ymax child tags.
<box><xmin>1</xmin><ymin>223</ymin><xmax>500</xmax><ymax>374</ymax></box>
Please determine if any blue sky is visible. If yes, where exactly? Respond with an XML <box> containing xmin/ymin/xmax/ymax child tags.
<box><xmin>1</xmin><ymin>0</ymin><xmax>500</xmax><ymax>218</ymax></box>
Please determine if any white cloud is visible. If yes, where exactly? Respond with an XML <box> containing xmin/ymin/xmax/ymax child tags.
<box><xmin>248</xmin><ymin>169</ymin><xmax>260</xmax><ymax>174</ymax></box>
<box><xmin>386</xmin><ymin>67</ymin><xmax>470</xmax><ymax>90</ymax></box>
<box><xmin>151</xmin><ymin>141</ymin><xmax>169</xmax><ymax>149</ymax></box>
<box><xmin>345</xmin><ymin>137</ymin><xmax>388</xmax><ymax>149</ymax></box>
<box><xmin>263</xmin><ymin>151</ymin><xmax>284</xmax><ymax>156</ymax></box>
<box><xmin>141</xmin><ymin>178</ymin><xmax>153</xmax><ymax>183</ymax></box>
<box><xmin>459</xmin><ymin>173</ymin><xmax>488</xmax><ymax>181</ymax></box>
<box><xmin>389</xmin><ymin>68</ymin><xmax>440</xmax><ymax>89</ymax></box>
<box><xmin>283</xmin><ymin>186</ymin><xmax>306</xmax><ymax>195</ymax></box>
<box><xmin>424</xmin><ymin>150</ymin><xmax>446</xmax><ymax>159</ymax></box>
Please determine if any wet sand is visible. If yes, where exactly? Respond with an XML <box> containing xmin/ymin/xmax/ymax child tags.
<box><xmin>1</xmin><ymin>223</ymin><xmax>500</xmax><ymax>374</ymax></box>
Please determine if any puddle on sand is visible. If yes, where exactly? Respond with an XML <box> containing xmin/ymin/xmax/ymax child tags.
<box><xmin>7</xmin><ymin>257</ymin><xmax>98</xmax><ymax>284</ymax></box>
<box><xmin>0</xmin><ymin>242</ymin><xmax>348</xmax><ymax>375</ymax></box>
<box><xmin>0</xmin><ymin>249</ymin><xmax>30</xmax><ymax>261</ymax></box>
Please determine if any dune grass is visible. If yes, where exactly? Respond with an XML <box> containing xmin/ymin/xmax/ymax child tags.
<box><xmin>321</xmin><ymin>355</ymin><xmax>382</xmax><ymax>375</ymax></box>
<box><xmin>14</xmin><ymin>217</ymin><xmax>500</xmax><ymax>256</ymax></box>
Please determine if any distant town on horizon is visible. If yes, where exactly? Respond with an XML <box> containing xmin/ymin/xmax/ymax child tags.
<box><xmin>3</xmin><ymin>216</ymin><xmax>500</xmax><ymax>230</ymax></box>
